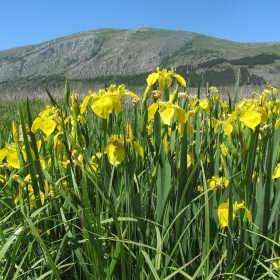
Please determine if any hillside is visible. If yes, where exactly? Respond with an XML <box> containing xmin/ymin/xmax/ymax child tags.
<box><xmin>1</xmin><ymin>27</ymin><xmax>280</xmax><ymax>95</ymax></box>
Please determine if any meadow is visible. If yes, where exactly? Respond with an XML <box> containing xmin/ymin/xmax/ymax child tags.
<box><xmin>0</xmin><ymin>68</ymin><xmax>279</xmax><ymax>279</ymax></box>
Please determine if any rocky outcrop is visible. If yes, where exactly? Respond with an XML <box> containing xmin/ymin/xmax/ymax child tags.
<box><xmin>1</xmin><ymin>27</ymin><xmax>280</xmax><ymax>86</ymax></box>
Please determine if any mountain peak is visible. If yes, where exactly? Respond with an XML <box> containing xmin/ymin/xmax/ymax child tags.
<box><xmin>1</xmin><ymin>28</ymin><xmax>280</xmax><ymax>93</ymax></box>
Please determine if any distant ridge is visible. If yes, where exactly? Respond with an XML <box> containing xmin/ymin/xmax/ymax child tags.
<box><xmin>1</xmin><ymin>27</ymin><xmax>280</xmax><ymax>93</ymax></box>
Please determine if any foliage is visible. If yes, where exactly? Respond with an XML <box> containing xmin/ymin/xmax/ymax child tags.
<box><xmin>0</xmin><ymin>68</ymin><xmax>280</xmax><ymax>279</ymax></box>
<box><xmin>197</xmin><ymin>54</ymin><xmax>280</xmax><ymax>69</ymax></box>
<box><xmin>0</xmin><ymin>75</ymin><xmax>67</xmax><ymax>92</ymax></box>
<box><xmin>72</xmin><ymin>72</ymin><xmax>151</xmax><ymax>87</ymax></box>
<box><xmin>198</xmin><ymin>58</ymin><xmax>228</xmax><ymax>69</ymax></box>
<box><xmin>239</xmin><ymin>67</ymin><xmax>266</xmax><ymax>86</ymax></box>
<box><xmin>0</xmin><ymin>67</ymin><xmax>266</xmax><ymax>96</ymax></box>
<box><xmin>0</xmin><ymin>99</ymin><xmax>48</xmax><ymax>143</ymax></box>
<box><xmin>230</xmin><ymin>53</ymin><xmax>280</xmax><ymax>68</ymax></box>
<box><xmin>176</xmin><ymin>66</ymin><xmax>265</xmax><ymax>87</ymax></box>
<box><xmin>0</xmin><ymin>73</ymin><xmax>150</xmax><ymax>94</ymax></box>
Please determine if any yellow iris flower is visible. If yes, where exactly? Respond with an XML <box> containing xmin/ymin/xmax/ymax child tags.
<box><xmin>199</xmin><ymin>99</ymin><xmax>210</xmax><ymax>114</ymax></box>
<box><xmin>207</xmin><ymin>175</ymin><xmax>229</xmax><ymax>191</ymax></box>
<box><xmin>89</xmin><ymin>152</ymin><xmax>102</xmax><ymax>172</ymax></box>
<box><xmin>104</xmin><ymin>135</ymin><xmax>126</xmax><ymax>166</ymax></box>
<box><xmin>80</xmin><ymin>84</ymin><xmax>140</xmax><ymax>119</ymax></box>
<box><xmin>126</xmin><ymin>123</ymin><xmax>144</xmax><ymax>157</ymax></box>
<box><xmin>223</xmin><ymin>112</ymin><xmax>237</xmax><ymax>137</ymax></box>
<box><xmin>0</xmin><ymin>143</ymin><xmax>21</xmax><ymax>169</ymax></box>
<box><xmin>220</xmin><ymin>143</ymin><xmax>229</xmax><ymax>156</ymax></box>
<box><xmin>272</xmin><ymin>163</ymin><xmax>280</xmax><ymax>179</ymax></box>
<box><xmin>0</xmin><ymin>143</ymin><xmax>35</xmax><ymax>169</ymax></box>
<box><xmin>13</xmin><ymin>174</ymin><xmax>45</xmax><ymax>209</ymax></box>
<box><xmin>239</xmin><ymin>110</ymin><xmax>262</xmax><ymax>130</ymax></box>
<box><xmin>104</xmin><ymin>132</ymin><xmax>144</xmax><ymax>166</ymax></box>
<box><xmin>146</xmin><ymin>67</ymin><xmax>186</xmax><ymax>90</ymax></box>
<box><xmin>31</xmin><ymin>105</ymin><xmax>62</xmax><ymax>136</ymax></box>
<box><xmin>217</xmin><ymin>200</ymin><xmax>252</xmax><ymax>228</ymax></box>
<box><xmin>148</xmin><ymin>101</ymin><xmax>189</xmax><ymax>131</ymax></box>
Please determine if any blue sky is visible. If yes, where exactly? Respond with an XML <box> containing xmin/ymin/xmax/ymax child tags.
<box><xmin>1</xmin><ymin>0</ymin><xmax>280</xmax><ymax>51</ymax></box>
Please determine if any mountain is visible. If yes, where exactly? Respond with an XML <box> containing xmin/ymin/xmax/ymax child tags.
<box><xmin>1</xmin><ymin>27</ymin><xmax>280</xmax><ymax>94</ymax></box>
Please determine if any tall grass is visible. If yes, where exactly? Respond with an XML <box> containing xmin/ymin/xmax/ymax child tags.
<box><xmin>0</xmin><ymin>69</ymin><xmax>279</xmax><ymax>279</ymax></box>
<box><xmin>0</xmin><ymin>98</ymin><xmax>48</xmax><ymax>146</ymax></box>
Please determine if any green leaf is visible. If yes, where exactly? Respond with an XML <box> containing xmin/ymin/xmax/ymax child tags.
<box><xmin>142</xmin><ymin>250</ymin><xmax>160</xmax><ymax>280</ymax></box>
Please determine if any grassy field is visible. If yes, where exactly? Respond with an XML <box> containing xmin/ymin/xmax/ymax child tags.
<box><xmin>0</xmin><ymin>69</ymin><xmax>279</xmax><ymax>279</ymax></box>
<box><xmin>0</xmin><ymin>82</ymin><xmax>267</xmax><ymax>143</ymax></box>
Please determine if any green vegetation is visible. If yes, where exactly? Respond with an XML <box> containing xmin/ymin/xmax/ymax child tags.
<box><xmin>0</xmin><ymin>75</ymin><xmax>67</xmax><ymax>93</ymax></box>
<box><xmin>197</xmin><ymin>54</ymin><xmax>280</xmax><ymax>70</ymax></box>
<box><xmin>230</xmin><ymin>53</ymin><xmax>280</xmax><ymax>68</ymax></box>
<box><xmin>0</xmin><ymin>69</ymin><xmax>279</xmax><ymax>279</ymax></box>
<box><xmin>176</xmin><ymin>66</ymin><xmax>265</xmax><ymax>87</ymax></box>
<box><xmin>0</xmin><ymin>98</ymin><xmax>48</xmax><ymax>143</ymax></box>
<box><xmin>0</xmin><ymin>66</ymin><xmax>266</xmax><ymax>96</ymax></box>
<box><xmin>198</xmin><ymin>58</ymin><xmax>228</xmax><ymax>69</ymax></box>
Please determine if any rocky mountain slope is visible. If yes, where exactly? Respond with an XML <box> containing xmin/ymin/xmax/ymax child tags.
<box><xmin>1</xmin><ymin>27</ymin><xmax>280</xmax><ymax>92</ymax></box>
